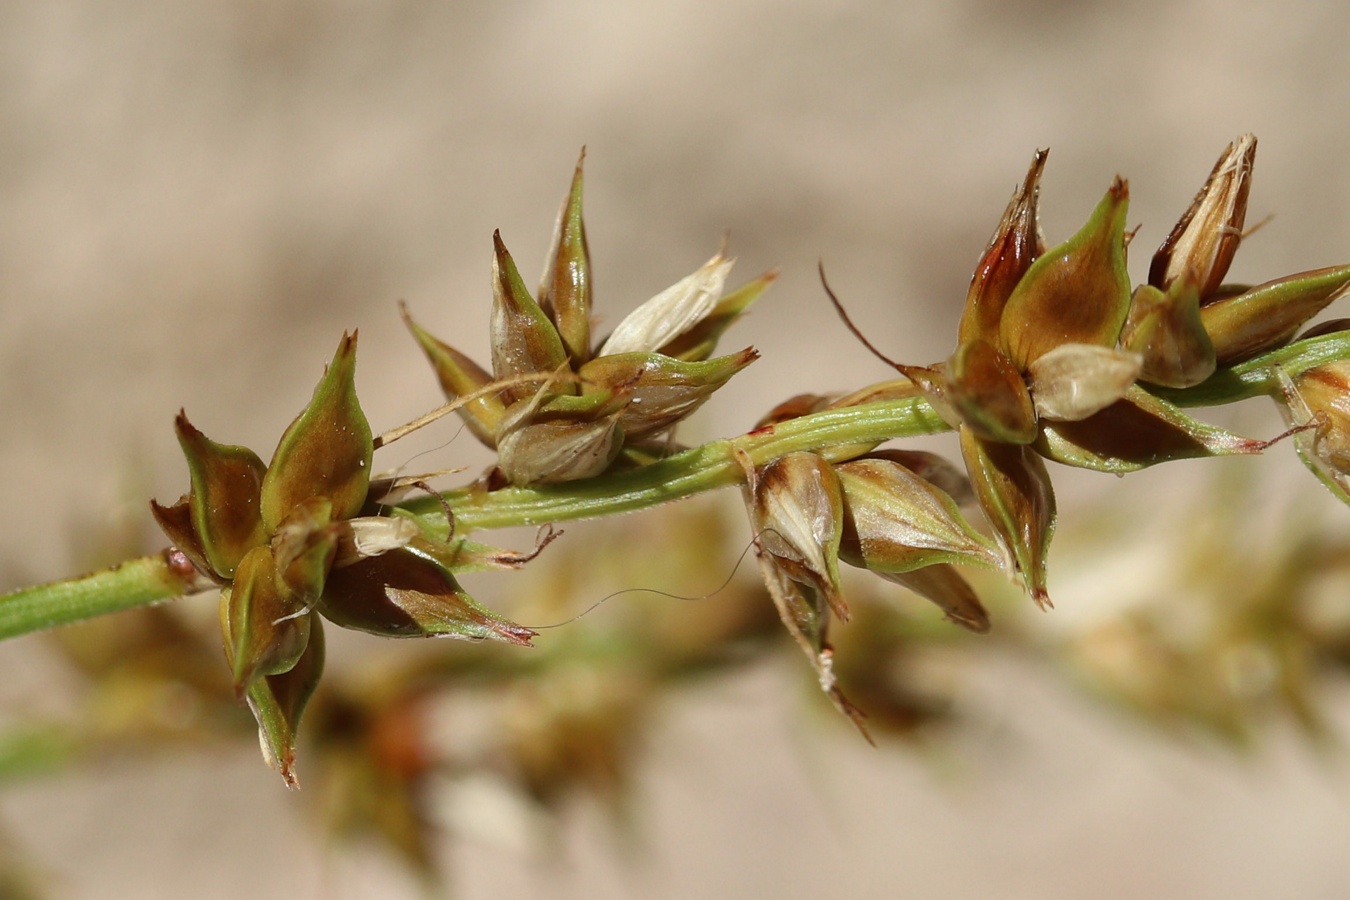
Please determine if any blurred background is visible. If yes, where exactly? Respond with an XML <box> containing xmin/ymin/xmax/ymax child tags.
<box><xmin>3</xmin><ymin>0</ymin><xmax>1350</xmax><ymax>897</ymax></box>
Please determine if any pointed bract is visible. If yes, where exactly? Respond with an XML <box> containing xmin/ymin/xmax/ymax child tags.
<box><xmin>1201</xmin><ymin>265</ymin><xmax>1350</xmax><ymax>365</ymax></box>
<box><xmin>399</xmin><ymin>530</ymin><xmax>557</xmax><ymax>575</ymax></box>
<box><xmin>946</xmin><ymin>338</ymin><xmax>1038</xmax><ymax>443</ymax></box>
<box><xmin>401</xmin><ymin>303</ymin><xmax>504</xmax><ymax>447</ymax></box>
<box><xmin>260</xmin><ymin>332</ymin><xmax>373</xmax><ymax>531</ymax></box>
<box><xmin>1036</xmin><ymin>385</ymin><xmax>1268</xmax><ymax>473</ymax></box>
<box><xmin>224</xmin><ymin>545</ymin><xmax>311</xmax><ymax>694</ymax></box>
<box><xmin>1150</xmin><ymin>135</ymin><xmax>1255</xmax><ymax>300</ymax></box>
<box><xmin>875</xmin><ymin>564</ymin><xmax>991</xmax><ymax>634</ymax></box>
<box><xmin>598</xmin><ymin>252</ymin><xmax>734</xmax><ymax>357</ymax></box>
<box><xmin>246</xmin><ymin>617</ymin><xmax>325</xmax><ymax>789</ymax></box>
<box><xmin>1277</xmin><ymin>359</ymin><xmax>1350</xmax><ymax>506</ymax></box>
<box><xmin>174</xmin><ymin>413</ymin><xmax>267</xmax><ymax>580</ymax></box>
<box><xmin>490</xmin><ymin>231</ymin><xmax>570</xmax><ymax>404</ymax></box>
<box><xmin>960</xmin><ymin>426</ymin><xmax>1056</xmax><ymax>608</ymax></box>
<box><xmin>149</xmin><ymin>496</ymin><xmax>215</xmax><ymax>583</ymax></box>
<box><xmin>578</xmin><ymin>347</ymin><xmax>758</xmax><ymax>439</ymax></box>
<box><xmin>748</xmin><ymin>452</ymin><xmax>848</xmax><ymax>621</ymax></box>
<box><xmin>270</xmin><ymin>497</ymin><xmax>339</xmax><ymax>604</ymax></box>
<box><xmin>959</xmin><ymin>149</ymin><xmax>1047</xmax><ymax>345</ymax></box>
<box><xmin>658</xmin><ymin>270</ymin><xmax>776</xmax><ymax>362</ymax></box>
<box><xmin>753</xmin><ymin>547</ymin><xmax>870</xmax><ymax>741</ymax></box>
<box><xmin>538</xmin><ymin>151</ymin><xmax>592</xmax><ymax>365</ymax></box>
<box><xmin>999</xmin><ymin>178</ymin><xmax>1132</xmax><ymax>370</ymax></box>
<box><xmin>318</xmin><ymin>549</ymin><xmax>535</xmax><ymax>645</ymax></box>
<box><xmin>1120</xmin><ymin>280</ymin><xmax>1216</xmax><ymax>388</ymax></box>
<box><xmin>836</xmin><ymin>456</ymin><xmax>1002</xmax><ymax>575</ymax></box>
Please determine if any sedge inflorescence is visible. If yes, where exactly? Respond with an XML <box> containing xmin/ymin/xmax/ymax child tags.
<box><xmin>151</xmin><ymin>137</ymin><xmax>1350</xmax><ymax>775</ymax></box>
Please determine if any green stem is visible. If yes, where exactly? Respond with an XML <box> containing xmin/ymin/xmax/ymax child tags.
<box><xmin>410</xmin><ymin>330</ymin><xmax>1350</xmax><ymax>535</ymax></box>
<box><xmin>400</xmin><ymin>394</ymin><xmax>948</xmax><ymax>534</ymax></box>
<box><xmin>0</xmin><ymin>552</ymin><xmax>203</xmax><ymax>640</ymax></box>
<box><xmin>3</xmin><ymin>329</ymin><xmax>1349</xmax><ymax>641</ymax></box>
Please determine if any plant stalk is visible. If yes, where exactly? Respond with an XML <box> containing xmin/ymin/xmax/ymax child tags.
<box><xmin>1</xmin><ymin>329</ymin><xmax>1346</xmax><ymax>641</ymax></box>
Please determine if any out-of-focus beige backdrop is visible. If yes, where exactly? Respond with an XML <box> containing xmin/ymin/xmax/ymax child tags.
<box><xmin>3</xmin><ymin>1</ymin><xmax>1350</xmax><ymax>897</ymax></box>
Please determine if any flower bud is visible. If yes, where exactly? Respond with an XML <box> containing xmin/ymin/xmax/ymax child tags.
<box><xmin>597</xmin><ymin>251</ymin><xmax>734</xmax><ymax>356</ymax></box>
<box><xmin>495</xmin><ymin>387</ymin><xmax>626</xmax><ymax>484</ymax></box>
<box><xmin>537</xmin><ymin>150</ymin><xmax>592</xmax><ymax>364</ymax></box>
<box><xmin>331</xmin><ymin>516</ymin><xmax>421</xmax><ymax>568</ymax></box>
<box><xmin>497</xmin><ymin>415</ymin><xmax>624</xmax><ymax>485</ymax></box>
<box><xmin>999</xmin><ymin>178</ymin><xmax>1132</xmax><ymax>370</ymax></box>
<box><xmin>1026</xmin><ymin>342</ymin><xmax>1142</xmax><ymax>422</ymax></box>
<box><xmin>1119</xmin><ymin>279</ymin><xmax>1216</xmax><ymax>388</ymax></box>
<box><xmin>746</xmin><ymin>451</ymin><xmax>848</xmax><ymax>620</ymax></box>
<box><xmin>1200</xmin><ymin>265</ymin><xmax>1350</xmax><ymax>365</ymax></box>
<box><xmin>959</xmin><ymin>148</ymin><xmax>1047</xmax><ymax>345</ymax></box>
<box><xmin>1149</xmin><ymin>134</ymin><xmax>1255</xmax><ymax>300</ymax></box>
<box><xmin>856</xmin><ymin>448</ymin><xmax>975</xmax><ymax>506</ymax></box>
<box><xmin>1277</xmin><ymin>357</ymin><xmax>1350</xmax><ymax>505</ymax></box>
<box><xmin>835</xmin><ymin>456</ymin><xmax>1001</xmax><ymax>577</ymax></box>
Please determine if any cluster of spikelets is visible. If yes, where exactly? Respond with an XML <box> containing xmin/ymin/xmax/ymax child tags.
<box><xmin>729</xmin><ymin>135</ymin><xmax>1350</xmax><ymax>731</ymax></box>
<box><xmin>402</xmin><ymin>154</ymin><xmax>774</xmax><ymax>486</ymax></box>
<box><xmin>150</xmin><ymin>136</ymin><xmax>1350</xmax><ymax>776</ymax></box>
<box><xmin>146</xmin><ymin>154</ymin><xmax>779</xmax><ymax>782</ymax></box>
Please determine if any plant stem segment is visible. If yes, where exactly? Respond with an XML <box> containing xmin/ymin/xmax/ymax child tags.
<box><xmin>1</xmin><ymin>329</ymin><xmax>1347</xmax><ymax>641</ymax></box>
<box><xmin>0</xmin><ymin>551</ymin><xmax>205</xmax><ymax>640</ymax></box>
<box><xmin>403</xmin><ymin>395</ymin><xmax>948</xmax><ymax>535</ymax></box>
